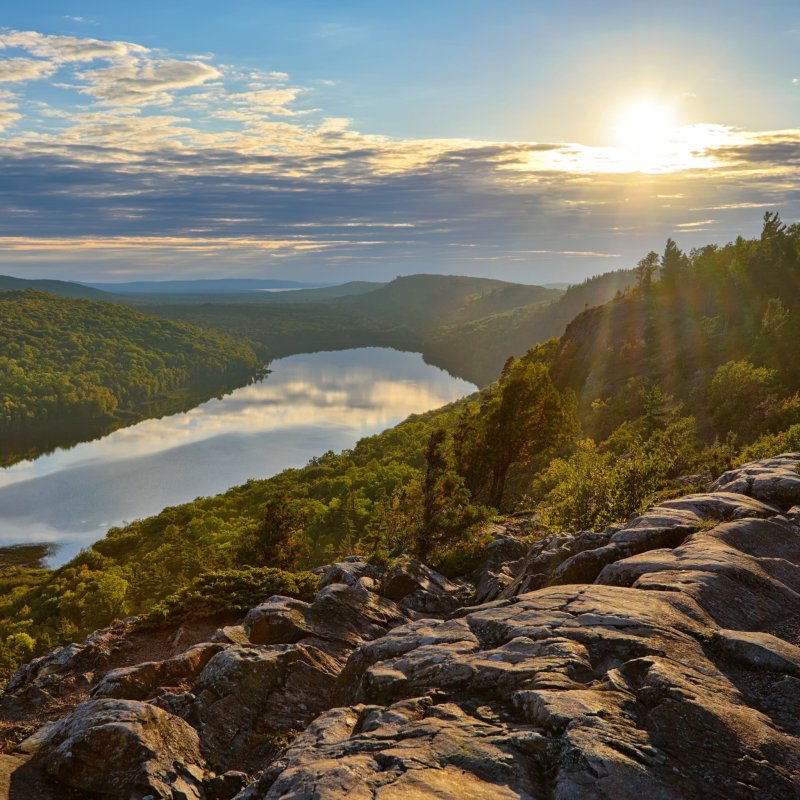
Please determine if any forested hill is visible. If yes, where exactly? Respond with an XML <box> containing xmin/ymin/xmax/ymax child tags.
<box><xmin>330</xmin><ymin>274</ymin><xmax>562</xmax><ymax>329</ymax></box>
<box><xmin>1</xmin><ymin>218</ymin><xmax>799</xmax><ymax>681</ymax></box>
<box><xmin>422</xmin><ymin>268</ymin><xmax>636</xmax><ymax>384</ymax></box>
<box><xmin>0</xmin><ymin>274</ymin><xmax>109</xmax><ymax>300</ymax></box>
<box><xmin>145</xmin><ymin>275</ymin><xmax>567</xmax><ymax>382</ymax></box>
<box><xmin>0</xmin><ymin>290</ymin><xmax>261</xmax><ymax>465</ymax></box>
<box><xmin>550</xmin><ymin>213</ymin><xmax>800</xmax><ymax>440</ymax></box>
<box><xmin>143</xmin><ymin>272</ymin><xmax>638</xmax><ymax>386</ymax></box>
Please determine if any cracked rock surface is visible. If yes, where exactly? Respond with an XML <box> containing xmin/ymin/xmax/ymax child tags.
<box><xmin>1</xmin><ymin>454</ymin><xmax>799</xmax><ymax>798</ymax></box>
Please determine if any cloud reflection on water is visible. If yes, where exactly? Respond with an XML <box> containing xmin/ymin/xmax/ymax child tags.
<box><xmin>0</xmin><ymin>349</ymin><xmax>475</xmax><ymax>563</ymax></box>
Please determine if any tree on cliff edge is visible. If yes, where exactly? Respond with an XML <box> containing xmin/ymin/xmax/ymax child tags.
<box><xmin>457</xmin><ymin>358</ymin><xmax>578</xmax><ymax>509</ymax></box>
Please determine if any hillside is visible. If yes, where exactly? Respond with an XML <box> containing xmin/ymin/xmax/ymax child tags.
<box><xmin>423</xmin><ymin>268</ymin><xmax>636</xmax><ymax>384</ymax></box>
<box><xmin>0</xmin><ymin>290</ymin><xmax>261</xmax><ymax>465</ymax></box>
<box><xmin>549</xmin><ymin>215</ymin><xmax>800</xmax><ymax>439</ymax></box>
<box><xmin>331</xmin><ymin>274</ymin><xmax>562</xmax><ymax>330</ymax></box>
<box><xmin>147</xmin><ymin>275</ymin><xmax>564</xmax><ymax>380</ymax></box>
<box><xmin>0</xmin><ymin>275</ymin><xmax>109</xmax><ymax>301</ymax></box>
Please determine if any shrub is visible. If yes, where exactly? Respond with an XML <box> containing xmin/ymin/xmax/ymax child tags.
<box><xmin>736</xmin><ymin>424</ymin><xmax>800</xmax><ymax>464</ymax></box>
<box><xmin>138</xmin><ymin>567</ymin><xmax>319</xmax><ymax>626</ymax></box>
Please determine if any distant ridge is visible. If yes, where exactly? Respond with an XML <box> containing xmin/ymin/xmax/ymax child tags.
<box><xmin>0</xmin><ymin>275</ymin><xmax>109</xmax><ymax>300</ymax></box>
<box><xmin>85</xmin><ymin>278</ymin><xmax>327</xmax><ymax>294</ymax></box>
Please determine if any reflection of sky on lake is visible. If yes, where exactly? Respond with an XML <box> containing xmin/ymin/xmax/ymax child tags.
<box><xmin>0</xmin><ymin>349</ymin><xmax>475</xmax><ymax>564</ymax></box>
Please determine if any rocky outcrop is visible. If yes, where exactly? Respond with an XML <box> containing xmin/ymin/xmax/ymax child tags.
<box><xmin>711</xmin><ymin>453</ymin><xmax>800</xmax><ymax>507</ymax></box>
<box><xmin>31</xmin><ymin>699</ymin><xmax>207</xmax><ymax>799</ymax></box>
<box><xmin>1</xmin><ymin>454</ymin><xmax>799</xmax><ymax>799</ymax></box>
<box><xmin>239</xmin><ymin>454</ymin><xmax>800</xmax><ymax>799</ymax></box>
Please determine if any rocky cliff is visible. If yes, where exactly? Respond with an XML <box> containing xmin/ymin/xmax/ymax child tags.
<box><xmin>1</xmin><ymin>455</ymin><xmax>800</xmax><ymax>799</ymax></box>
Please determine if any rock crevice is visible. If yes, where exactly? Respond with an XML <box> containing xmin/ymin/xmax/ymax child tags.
<box><xmin>1</xmin><ymin>454</ymin><xmax>799</xmax><ymax>798</ymax></box>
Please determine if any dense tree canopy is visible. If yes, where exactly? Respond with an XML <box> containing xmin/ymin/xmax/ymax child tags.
<box><xmin>0</xmin><ymin>290</ymin><xmax>261</xmax><ymax>464</ymax></box>
<box><xmin>1</xmin><ymin>216</ymin><xmax>799</xmax><ymax>684</ymax></box>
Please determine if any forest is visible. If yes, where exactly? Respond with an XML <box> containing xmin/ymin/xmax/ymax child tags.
<box><xmin>0</xmin><ymin>215</ymin><xmax>798</xmax><ymax>682</ymax></box>
<box><xmin>141</xmin><ymin>272</ymin><xmax>632</xmax><ymax>386</ymax></box>
<box><xmin>0</xmin><ymin>290</ymin><xmax>262</xmax><ymax>466</ymax></box>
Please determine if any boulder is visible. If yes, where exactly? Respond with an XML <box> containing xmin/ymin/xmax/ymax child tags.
<box><xmin>244</xmin><ymin>582</ymin><xmax>410</xmax><ymax>652</ymax></box>
<box><xmin>711</xmin><ymin>453</ymin><xmax>800</xmax><ymax>509</ymax></box>
<box><xmin>471</xmin><ymin>525</ymin><xmax>529</xmax><ymax>604</ymax></box>
<box><xmin>92</xmin><ymin>642</ymin><xmax>225</xmax><ymax>701</ymax></box>
<box><xmin>713</xmin><ymin>629</ymin><xmax>800</xmax><ymax>675</ymax></box>
<box><xmin>31</xmin><ymin>698</ymin><xmax>207</xmax><ymax>799</ymax></box>
<box><xmin>186</xmin><ymin>643</ymin><xmax>341</xmax><ymax>772</ymax></box>
<box><xmin>317</xmin><ymin>556</ymin><xmax>384</xmax><ymax>591</ymax></box>
<box><xmin>380</xmin><ymin>558</ymin><xmax>473</xmax><ymax>615</ymax></box>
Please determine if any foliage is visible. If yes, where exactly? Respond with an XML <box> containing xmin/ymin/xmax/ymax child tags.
<box><xmin>531</xmin><ymin>414</ymin><xmax>702</xmax><ymax>532</ymax></box>
<box><xmin>708</xmin><ymin>360</ymin><xmax>777</xmax><ymax>439</ymax></box>
<box><xmin>456</xmin><ymin>358</ymin><xmax>578</xmax><ymax>509</ymax></box>
<box><xmin>0</xmin><ymin>290</ymin><xmax>260</xmax><ymax>465</ymax></box>
<box><xmin>416</xmin><ymin>428</ymin><xmax>486</xmax><ymax>562</ymax></box>
<box><xmin>736</xmin><ymin>424</ymin><xmax>800</xmax><ymax>464</ymax></box>
<box><xmin>551</xmin><ymin>214</ymin><xmax>800</xmax><ymax>442</ymax></box>
<box><xmin>139</xmin><ymin>567</ymin><xmax>319</xmax><ymax>627</ymax></box>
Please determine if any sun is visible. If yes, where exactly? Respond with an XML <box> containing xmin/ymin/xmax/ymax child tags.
<box><xmin>612</xmin><ymin>100</ymin><xmax>681</xmax><ymax>172</ymax></box>
<box><xmin>615</xmin><ymin>101</ymin><xmax>676</xmax><ymax>147</ymax></box>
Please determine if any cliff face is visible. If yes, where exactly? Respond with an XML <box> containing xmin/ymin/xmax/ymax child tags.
<box><xmin>2</xmin><ymin>455</ymin><xmax>800</xmax><ymax>799</ymax></box>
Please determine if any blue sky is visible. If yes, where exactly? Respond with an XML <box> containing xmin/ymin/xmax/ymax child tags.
<box><xmin>0</xmin><ymin>1</ymin><xmax>798</xmax><ymax>282</ymax></box>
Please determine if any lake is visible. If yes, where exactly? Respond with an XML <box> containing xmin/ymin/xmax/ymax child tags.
<box><xmin>0</xmin><ymin>348</ymin><xmax>475</xmax><ymax>565</ymax></box>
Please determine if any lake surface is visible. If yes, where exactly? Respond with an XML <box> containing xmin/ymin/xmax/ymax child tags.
<box><xmin>0</xmin><ymin>349</ymin><xmax>475</xmax><ymax>565</ymax></box>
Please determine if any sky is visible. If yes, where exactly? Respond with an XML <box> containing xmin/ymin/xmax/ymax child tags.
<box><xmin>0</xmin><ymin>0</ymin><xmax>798</xmax><ymax>284</ymax></box>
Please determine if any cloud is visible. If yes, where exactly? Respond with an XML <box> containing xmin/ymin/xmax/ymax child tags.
<box><xmin>709</xmin><ymin>132</ymin><xmax>800</xmax><ymax>165</ymax></box>
<box><xmin>0</xmin><ymin>29</ymin><xmax>146</xmax><ymax>63</ymax></box>
<box><xmin>674</xmin><ymin>219</ymin><xmax>716</xmax><ymax>228</ymax></box>
<box><xmin>76</xmin><ymin>59</ymin><xmax>222</xmax><ymax>106</ymax></box>
<box><xmin>0</xmin><ymin>27</ymin><xmax>797</xmax><ymax>282</ymax></box>
<box><xmin>216</xmin><ymin>86</ymin><xmax>306</xmax><ymax>119</ymax></box>
<box><xmin>0</xmin><ymin>58</ymin><xmax>56</xmax><ymax>83</ymax></box>
<box><xmin>0</xmin><ymin>111</ymin><xmax>20</xmax><ymax>131</ymax></box>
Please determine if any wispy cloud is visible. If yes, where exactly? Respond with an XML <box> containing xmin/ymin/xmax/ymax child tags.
<box><xmin>0</xmin><ymin>57</ymin><xmax>56</xmax><ymax>83</ymax></box>
<box><xmin>75</xmin><ymin>59</ymin><xmax>221</xmax><ymax>106</ymax></box>
<box><xmin>0</xmin><ymin>27</ymin><xmax>797</xmax><ymax>281</ymax></box>
<box><xmin>62</xmin><ymin>15</ymin><xmax>97</xmax><ymax>25</ymax></box>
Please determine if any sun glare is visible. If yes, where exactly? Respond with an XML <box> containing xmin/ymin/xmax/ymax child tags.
<box><xmin>612</xmin><ymin>100</ymin><xmax>680</xmax><ymax>172</ymax></box>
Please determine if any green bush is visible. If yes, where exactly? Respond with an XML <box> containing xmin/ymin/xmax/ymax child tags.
<box><xmin>138</xmin><ymin>567</ymin><xmax>319</xmax><ymax>627</ymax></box>
<box><xmin>737</xmin><ymin>424</ymin><xmax>800</xmax><ymax>464</ymax></box>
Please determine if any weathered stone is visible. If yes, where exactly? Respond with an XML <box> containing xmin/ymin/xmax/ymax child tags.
<box><xmin>380</xmin><ymin>557</ymin><xmax>473</xmax><ymax>615</ymax></box>
<box><xmin>31</xmin><ymin>698</ymin><xmax>207</xmax><ymax>799</ymax></box>
<box><xmin>92</xmin><ymin>642</ymin><xmax>225</xmax><ymax>700</ymax></box>
<box><xmin>188</xmin><ymin>643</ymin><xmax>341</xmax><ymax>772</ymax></box>
<box><xmin>499</xmin><ymin>529</ymin><xmax>615</xmax><ymax>598</ymax></box>
<box><xmin>206</xmin><ymin>770</ymin><xmax>248</xmax><ymax>800</ymax></box>
<box><xmin>251</xmin><ymin>490</ymin><xmax>800</xmax><ymax>799</ymax></box>
<box><xmin>711</xmin><ymin>453</ymin><xmax>800</xmax><ymax>509</ymax></box>
<box><xmin>244</xmin><ymin>582</ymin><xmax>410</xmax><ymax>650</ymax></box>
<box><xmin>211</xmin><ymin>625</ymin><xmax>251</xmax><ymax>645</ymax></box>
<box><xmin>714</xmin><ymin>629</ymin><xmax>800</xmax><ymax>675</ymax></box>
<box><xmin>317</xmin><ymin>556</ymin><xmax>384</xmax><ymax>591</ymax></box>
<box><xmin>471</xmin><ymin>525</ymin><xmax>530</xmax><ymax>604</ymax></box>
<box><xmin>236</xmin><ymin>700</ymin><xmax>546</xmax><ymax>800</ymax></box>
